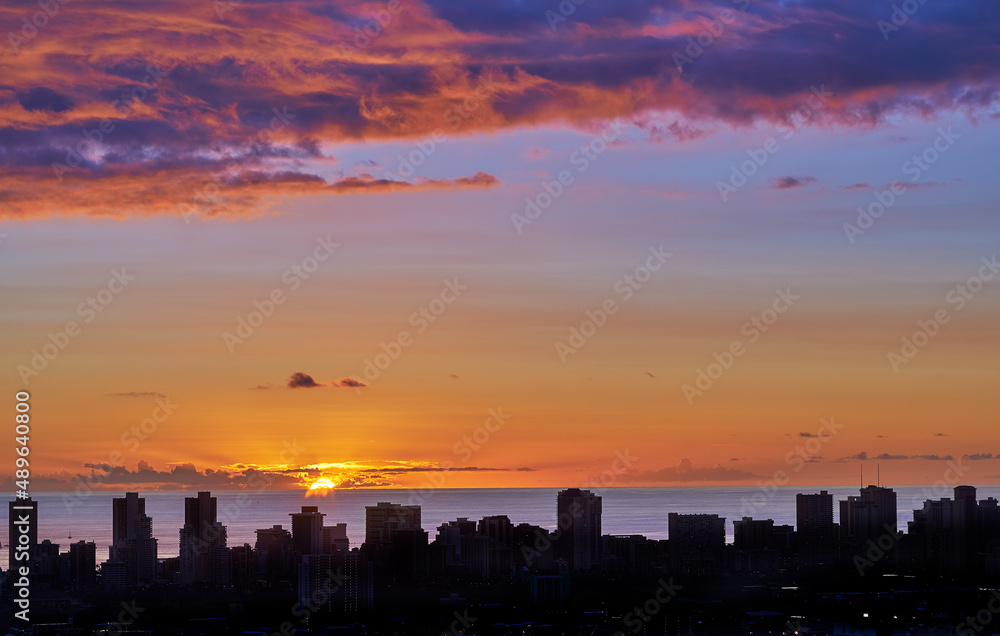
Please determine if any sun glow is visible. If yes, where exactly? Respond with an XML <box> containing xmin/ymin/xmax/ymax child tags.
<box><xmin>308</xmin><ymin>478</ymin><xmax>337</xmax><ymax>490</ymax></box>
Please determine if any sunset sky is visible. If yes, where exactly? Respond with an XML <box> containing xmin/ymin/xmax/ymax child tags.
<box><xmin>2</xmin><ymin>0</ymin><xmax>999</xmax><ymax>492</ymax></box>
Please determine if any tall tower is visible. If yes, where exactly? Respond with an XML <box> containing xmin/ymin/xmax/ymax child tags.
<box><xmin>290</xmin><ymin>505</ymin><xmax>326</xmax><ymax>556</ymax></box>
<box><xmin>796</xmin><ymin>491</ymin><xmax>838</xmax><ymax>568</ymax></box>
<box><xmin>556</xmin><ymin>488</ymin><xmax>602</xmax><ymax>572</ymax></box>
<box><xmin>179</xmin><ymin>491</ymin><xmax>228</xmax><ymax>585</ymax></box>
<box><xmin>109</xmin><ymin>492</ymin><xmax>158</xmax><ymax>585</ymax></box>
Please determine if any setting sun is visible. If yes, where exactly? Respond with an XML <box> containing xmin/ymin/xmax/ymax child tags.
<box><xmin>308</xmin><ymin>478</ymin><xmax>337</xmax><ymax>491</ymax></box>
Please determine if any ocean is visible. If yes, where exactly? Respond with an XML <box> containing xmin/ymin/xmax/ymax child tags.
<box><xmin>3</xmin><ymin>485</ymin><xmax>992</xmax><ymax>571</ymax></box>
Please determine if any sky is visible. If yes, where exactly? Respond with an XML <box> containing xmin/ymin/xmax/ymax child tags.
<box><xmin>1</xmin><ymin>0</ymin><xmax>999</xmax><ymax>492</ymax></box>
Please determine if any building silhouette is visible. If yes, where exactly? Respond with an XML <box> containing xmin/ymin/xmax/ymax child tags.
<box><xmin>556</xmin><ymin>488</ymin><xmax>602</xmax><ymax>572</ymax></box>
<box><xmin>178</xmin><ymin>491</ymin><xmax>228</xmax><ymax>585</ymax></box>
<box><xmin>796</xmin><ymin>491</ymin><xmax>839</xmax><ymax>568</ymax></box>
<box><xmin>254</xmin><ymin>524</ymin><xmax>296</xmax><ymax>581</ymax></box>
<box><xmin>290</xmin><ymin>505</ymin><xmax>326</xmax><ymax>556</ymax></box>
<box><xmin>364</xmin><ymin>502</ymin><xmax>421</xmax><ymax>545</ymax></box>
<box><xmin>668</xmin><ymin>513</ymin><xmax>726</xmax><ymax>574</ymax></box>
<box><xmin>840</xmin><ymin>485</ymin><xmax>897</xmax><ymax>564</ymax></box>
<box><xmin>108</xmin><ymin>492</ymin><xmax>157</xmax><ymax>586</ymax></box>
<box><xmin>68</xmin><ymin>540</ymin><xmax>97</xmax><ymax>591</ymax></box>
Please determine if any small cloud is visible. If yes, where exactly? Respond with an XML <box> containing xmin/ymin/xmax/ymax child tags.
<box><xmin>917</xmin><ymin>454</ymin><xmax>952</xmax><ymax>461</ymax></box>
<box><xmin>106</xmin><ymin>391</ymin><xmax>167</xmax><ymax>399</ymax></box>
<box><xmin>335</xmin><ymin>378</ymin><xmax>367</xmax><ymax>388</ymax></box>
<box><xmin>964</xmin><ymin>453</ymin><xmax>995</xmax><ymax>461</ymax></box>
<box><xmin>729</xmin><ymin>458</ymin><xmax>739</xmax><ymax>462</ymax></box>
<box><xmin>934</xmin><ymin>432</ymin><xmax>948</xmax><ymax>437</ymax></box>
<box><xmin>873</xmin><ymin>453</ymin><xmax>909</xmax><ymax>460</ymax></box>
<box><xmin>877</xmin><ymin>434</ymin><xmax>888</xmax><ymax>438</ymax></box>
<box><xmin>799</xmin><ymin>432</ymin><xmax>818</xmax><ymax>438</ymax></box>
<box><xmin>849</xmin><ymin>451</ymin><xmax>868</xmax><ymax>460</ymax></box>
<box><xmin>449</xmin><ymin>374</ymin><xmax>460</xmax><ymax>380</ymax></box>
<box><xmin>287</xmin><ymin>372</ymin><xmax>321</xmax><ymax>389</ymax></box>
<box><xmin>770</xmin><ymin>176</ymin><xmax>817</xmax><ymax>190</ymax></box>
<box><xmin>646</xmin><ymin>372</ymin><xmax>656</xmax><ymax>378</ymax></box>
<box><xmin>251</xmin><ymin>384</ymin><xmax>273</xmax><ymax>391</ymax></box>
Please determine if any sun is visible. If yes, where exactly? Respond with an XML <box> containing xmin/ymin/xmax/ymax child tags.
<box><xmin>308</xmin><ymin>478</ymin><xmax>337</xmax><ymax>491</ymax></box>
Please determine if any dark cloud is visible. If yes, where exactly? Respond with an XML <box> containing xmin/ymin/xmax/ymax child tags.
<box><xmin>335</xmin><ymin>378</ymin><xmax>367</xmax><ymax>388</ymax></box>
<box><xmin>2</xmin><ymin>460</ymin><xmax>305</xmax><ymax>491</ymax></box>
<box><xmin>770</xmin><ymin>176</ymin><xmax>817</xmax><ymax>190</ymax></box>
<box><xmin>621</xmin><ymin>458</ymin><xmax>759</xmax><ymax>483</ymax></box>
<box><xmin>287</xmin><ymin>372</ymin><xmax>321</xmax><ymax>388</ymax></box>
<box><xmin>18</xmin><ymin>87</ymin><xmax>75</xmax><ymax>112</ymax></box>
<box><xmin>964</xmin><ymin>453</ymin><xmax>995</xmax><ymax>461</ymax></box>
<box><xmin>3</xmin><ymin>0</ymin><xmax>999</xmax><ymax>219</ymax></box>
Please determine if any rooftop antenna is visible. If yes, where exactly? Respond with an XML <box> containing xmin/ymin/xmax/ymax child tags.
<box><xmin>861</xmin><ymin>464</ymin><xmax>863</xmax><ymax>489</ymax></box>
<box><xmin>878</xmin><ymin>463</ymin><xmax>880</xmax><ymax>487</ymax></box>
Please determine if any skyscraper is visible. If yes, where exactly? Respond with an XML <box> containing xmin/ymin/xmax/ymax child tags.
<box><xmin>840</xmin><ymin>485</ymin><xmax>897</xmax><ymax>563</ymax></box>
<box><xmin>668</xmin><ymin>513</ymin><xmax>726</xmax><ymax>574</ymax></box>
<box><xmin>364</xmin><ymin>502</ymin><xmax>421</xmax><ymax>546</ymax></box>
<box><xmin>796</xmin><ymin>491</ymin><xmax>839</xmax><ymax>568</ymax></box>
<box><xmin>556</xmin><ymin>488</ymin><xmax>602</xmax><ymax>572</ymax></box>
<box><xmin>290</xmin><ymin>505</ymin><xmax>326</xmax><ymax>556</ymax></box>
<box><xmin>179</xmin><ymin>491</ymin><xmax>228</xmax><ymax>585</ymax></box>
<box><xmin>69</xmin><ymin>540</ymin><xmax>97</xmax><ymax>590</ymax></box>
<box><xmin>109</xmin><ymin>492</ymin><xmax>158</xmax><ymax>585</ymax></box>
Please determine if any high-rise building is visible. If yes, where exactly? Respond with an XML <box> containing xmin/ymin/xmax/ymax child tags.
<box><xmin>322</xmin><ymin>523</ymin><xmax>350</xmax><ymax>554</ymax></box>
<box><xmin>668</xmin><ymin>513</ymin><xmax>726</xmax><ymax>574</ymax></box>
<box><xmin>556</xmin><ymin>488</ymin><xmax>602</xmax><ymax>572</ymax></box>
<box><xmin>298</xmin><ymin>550</ymin><xmax>373</xmax><ymax>616</ymax></box>
<box><xmin>179</xmin><ymin>491</ymin><xmax>228</xmax><ymax>585</ymax></box>
<box><xmin>796</xmin><ymin>491</ymin><xmax>839</xmax><ymax>568</ymax></box>
<box><xmin>69</xmin><ymin>541</ymin><xmax>97</xmax><ymax>590</ymax></box>
<box><xmin>109</xmin><ymin>492</ymin><xmax>158</xmax><ymax>586</ymax></box>
<box><xmin>364</xmin><ymin>502</ymin><xmax>421</xmax><ymax>546</ymax></box>
<box><xmin>290</xmin><ymin>505</ymin><xmax>326</xmax><ymax>556</ymax></box>
<box><xmin>840</xmin><ymin>486</ymin><xmax>897</xmax><ymax>564</ymax></box>
<box><xmin>254</xmin><ymin>525</ymin><xmax>296</xmax><ymax>580</ymax></box>
<box><xmin>734</xmin><ymin>517</ymin><xmax>773</xmax><ymax>551</ymax></box>
<box><xmin>8</xmin><ymin>498</ymin><xmax>38</xmax><ymax>576</ymax></box>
